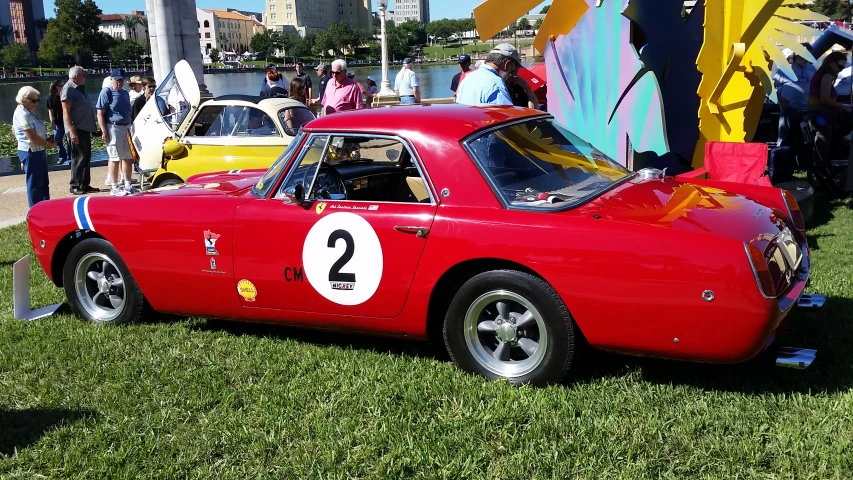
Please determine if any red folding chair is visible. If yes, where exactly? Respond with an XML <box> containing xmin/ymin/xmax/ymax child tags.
<box><xmin>675</xmin><ymin>141</ymin><xmax>773</xmax><ymax>187</ymax></box>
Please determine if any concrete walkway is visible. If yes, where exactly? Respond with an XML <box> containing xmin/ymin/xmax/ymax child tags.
<box><xmin>0</xmin><ymin>165</ymin><xmax>113</xmax><ymax>227</ymax></box>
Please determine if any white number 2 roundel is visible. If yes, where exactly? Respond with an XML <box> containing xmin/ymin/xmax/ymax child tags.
<box><xmin>302</xmin><ymin>212</ymin><xmax>384</xmax><ymax>306</ymax></box>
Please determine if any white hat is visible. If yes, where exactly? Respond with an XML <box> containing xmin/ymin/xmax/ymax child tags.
<box><xmin>475</xmin><ymin>60</ymin><xmax>485</xmax><ymax>68</ymax></box>
<box><xmin>366</xmin><ymin>76</ymin><xmax>376</xmax><ymax>82</ymax></box>
<box><xmin>782</xmin><ymin>48</ymin><xmax>795</xmax><ymax>59</ymax></box>
<box><xmin>490</xmin><ymin>43</ymin><xmax>520</xmax><ymax>62</ymax></box>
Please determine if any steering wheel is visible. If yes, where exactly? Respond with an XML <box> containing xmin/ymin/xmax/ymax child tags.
<box><xmin>312</xmin><ymin>163</ymin><xmax>347</xmax><ymax>200</ymax></box>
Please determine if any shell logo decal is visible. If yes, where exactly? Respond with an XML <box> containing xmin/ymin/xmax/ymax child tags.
<box><xmin>237</xmin><ymin>279</ymin><xmax>257</xmax><ymax>302</ymax></box>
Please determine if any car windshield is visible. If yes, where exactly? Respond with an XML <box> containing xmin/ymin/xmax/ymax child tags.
<box><xmin>465</xmin><ymin>118</ymin><xmax>632</xmax><ymax>209</ymax></box>
<box><xmin>253</xmin><ymin>131</ymin><xmax>305</xmax><ymax>197</ymax></box>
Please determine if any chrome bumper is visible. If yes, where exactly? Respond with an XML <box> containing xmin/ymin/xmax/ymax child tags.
<box><xmin>797</xmin><ymin>293</ymin><xmax>826</xmax><ymax>310</ymax></box>
<box><xmin>776</xmin><ymin>347</ymin><xmax>817</xmax><ymax>369</ymax></box>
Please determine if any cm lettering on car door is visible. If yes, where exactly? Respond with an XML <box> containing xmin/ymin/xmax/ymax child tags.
<box><xmin>232</xmin><ymin>133</ymin><xmax>438</xmax><ymax>318</ymax></box>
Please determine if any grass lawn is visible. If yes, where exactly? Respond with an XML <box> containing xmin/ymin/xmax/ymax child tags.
<box><xmin>424</xmin><ymin>40</ymin><xmax>534</xmax><ymax>60</ymax></box>
<box><xmin>1</xmin><ymin>196</ymin><xmax>852</xmax><ymax>478</ymax></box>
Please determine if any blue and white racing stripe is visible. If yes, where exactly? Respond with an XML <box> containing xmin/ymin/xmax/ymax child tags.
<box><xmin>228</xmin><ymin>169</ymin><xmax>241</xmax><ymax>174</ymax></box>
<box><xmin>73</xmin><ymin>197</ymin><xmax>95</xmax><ymax>231</ymax></box>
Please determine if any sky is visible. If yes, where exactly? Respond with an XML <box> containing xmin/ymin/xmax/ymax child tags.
<box><xmin>42</xmin><ymin>0</ymin><xmax>553</xmax><ymax>21</ymax></box>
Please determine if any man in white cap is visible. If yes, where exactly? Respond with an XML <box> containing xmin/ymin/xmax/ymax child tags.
<box><xmin>773</xmin><ymin>46</ymin><xmax>815</xmax><ymax>146</ymax></box>
<box><xmin>456</xmin><ymin>43</ymin><xmax>519</xmax><ymax>106</ymax></box>
<box><xmin>394</xmin><ymin>58</ymin><xmax>421</xmax><ymax>104</ymax></box>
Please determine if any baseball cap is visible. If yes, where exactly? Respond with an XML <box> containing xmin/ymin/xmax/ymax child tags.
<box><xmin>490</xmin><ymin>43</ymin><xmax>520</xmax><ymax>62</ymax></box>
<box><xmin>128</xmin><ymin>75</ymin><xmax>142</xmax><ymax>85</ymax></box>
<box><xmin>266</xmin><ymin>64</ymin><xmax>277</xmax><ymax>70</ymax></box>
<box><xmin>346</xmin><ymin>71</ymin><xmax>355</xmax><ymax>78</ymax></box>
<box><xmin>315</xmin><ymin>63</ymin><xmax>326</xmax><ymax>71</ymax></box>
<box><xmin>458</xmin><ymin>54</ymin><xmax>471</xmax><ymax>64</ymax></box>
<box><xmin>366</xmin><ymin>76</ymin><xmax>376</xmax><ymax>82</ymax></box>
<box><xmin>782</xmin><ymin>48</ymin><xmax>795</xmax><ymax>59</ymax></box>
<box><xmin>109</xmin><ymin>68</ymin><xmax>125</xmax><ymax>80</ymax></box>
<box><xmin>402</xmin><ymin>57</ymin><xmax>413</xmax><ymax>64</ymax></box>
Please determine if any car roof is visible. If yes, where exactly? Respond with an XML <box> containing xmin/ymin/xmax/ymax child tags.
<box><xmin>199</xmin><ymin>96</ymin><xmax>310</xmax><ymax>116</ymax></box>
<box><xmin>302</xmin><ymin>104</ymin><xmax>546</xmax><ymax>140</ymax></box>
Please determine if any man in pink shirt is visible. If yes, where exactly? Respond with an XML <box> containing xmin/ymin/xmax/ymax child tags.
<box><xmin>322</xmin><ymin>59</ymin><xmax>363</xmax><ymax>115</ymax></box>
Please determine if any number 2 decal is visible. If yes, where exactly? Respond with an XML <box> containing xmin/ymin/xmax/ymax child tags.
<box><xmin>328</xmin><ymin>229</ymin><xmax>356</xmax><ymax>290</ymax></box>
<box><xmin>303</xmin><ymin>212</ymin><xmax>384</xmax><ymax>305</ymax></box>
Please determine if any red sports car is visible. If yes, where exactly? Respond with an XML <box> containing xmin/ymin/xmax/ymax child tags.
<box><xmin>26</xmin><ymin>105</ymin><xmax>822</xmax><ymax>385</ymax></box>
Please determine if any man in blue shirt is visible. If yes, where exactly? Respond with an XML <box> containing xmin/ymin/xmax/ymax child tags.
<box><xmin>455</xmin><ymin>43</ymin><xmax>519</xmax><ymax>107</ymax></box>
<box><xmin>96</xmin><ymin>69</ymin><xmax>136</xmax><ymax>196</ymax></box>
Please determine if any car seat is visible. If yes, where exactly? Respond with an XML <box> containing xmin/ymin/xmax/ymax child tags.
<box><xmin>675</xmin><ymin>141</ymin><xmax>773</xmax><ymax>187</ymax></box>
<box><xmin>406</xmin><ymin>177</ymin><xmax>429</xmax><ymax>202</ymax></box>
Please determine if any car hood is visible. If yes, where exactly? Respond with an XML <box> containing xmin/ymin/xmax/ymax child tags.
<box><xmin>598</xmin><ymin>178</ymin><xmax>787</xmax><ymax>243</ymax></box>
<box><xmin>144</xmin><ymin>171</ymin><xmax>264</xmax><ymax>197</ymax></box>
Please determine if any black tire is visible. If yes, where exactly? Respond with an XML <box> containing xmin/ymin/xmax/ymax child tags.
<box><xmin>443</xmin><ymin>270</ymin><xmax>576</xmax><ymax>386</ymax></box>
<box><xmin>156</xmin><ymin>178</ymin><xmax>182</xmax><ymax>188</ymax></box>
<box><xmin>62</xmin><ymin>238</ymin><xmax>145</xmax><ymax>325</ymax></box>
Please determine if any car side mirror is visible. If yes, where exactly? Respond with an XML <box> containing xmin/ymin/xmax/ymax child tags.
<box><xmin>284</xmin><ymin>183</ymin><xmax>305</xmax><ymax>205</ymax></box>
<box><xmin>163</xmin><ymin>139</ymin><xmax>186</xmax><ymax>157</ymax></box>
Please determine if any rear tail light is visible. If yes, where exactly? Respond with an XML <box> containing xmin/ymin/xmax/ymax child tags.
<box><xmin>782</xmin><ymin>190</ymin><xmax>805</xmax><ymax>232</ymax></box>
<box><xmin>745</xmin><ymin>243</ymin><xmax>776</xmax><ymax>298</ymax></box>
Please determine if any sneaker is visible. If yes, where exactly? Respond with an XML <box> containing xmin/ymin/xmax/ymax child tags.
<box><xmin>110</xmin><ymin>184</ymin><xmax>129</xmax><ymax>196</ymax></box>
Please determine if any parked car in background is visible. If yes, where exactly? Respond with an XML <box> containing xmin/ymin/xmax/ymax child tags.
<box><xmin>130</xmin><ymin>60</ymin><xmax>314</xmax><ymax>188</ymax></box>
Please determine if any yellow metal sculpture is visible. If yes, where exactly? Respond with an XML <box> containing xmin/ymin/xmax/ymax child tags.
<box><xmin>473</xmin><ymin>0</ymin><xmax>827</xmax><ymax>168</ymax></box>
<box><xmin>694</xmin><ymin>0</ymin><xmax>826</xmax><ymax>165</ymax></box>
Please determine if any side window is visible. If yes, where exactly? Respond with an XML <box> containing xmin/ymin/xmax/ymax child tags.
<box><xmin>186</xmin><ymin>106</ymin><xmax>225</xmax><ymax>136</ymax></box>
<box><xmin>278</xmin><ymin>134</ymin><xmax>431</xmax><ymax>204</ymax></box>
<box><xmin>234</xmin><ymin>107</ymin><xmax>281</xmax><ymax>137</ymax></box>
<box><xmin>203</xmin><ymin>106</ymin><xmax>245</xmax><ymax>137</ymax></box>
<box><xmin>278</xmin><ymin>107</ymin><xmax>315</xmax><ymax>136</ymax></box>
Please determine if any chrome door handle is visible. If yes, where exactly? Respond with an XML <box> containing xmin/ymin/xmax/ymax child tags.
<box><xmin>394</xmin><ymin>226</ymin><xmax>430</xmax><ymax>237</ymax></box>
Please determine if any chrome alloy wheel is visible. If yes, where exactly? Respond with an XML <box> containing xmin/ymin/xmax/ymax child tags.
<box><xmin>74</xmin><ymin>253</ymin><xmax>126</xmax><ymax>322</ymax></box>
<box><xmin>463</xmin><ymin>290</ymin><xmax>548</xmax><ymax>378</ymax></box>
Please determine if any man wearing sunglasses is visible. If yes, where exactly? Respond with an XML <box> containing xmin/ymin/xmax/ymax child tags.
<box><xmin>321</xmin><ymin>59</ymin><xmax>363</xmax><ymax>115</ymax></box>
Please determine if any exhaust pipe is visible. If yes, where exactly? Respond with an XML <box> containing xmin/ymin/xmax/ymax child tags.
<box><xmin>776</xmin><ymin>347</ymin><xmax>817</xmax><ymax>369</ymax></box>
<box><xmin>797</xmin><ymin>293</ymin><xmax>826</xmax><ymax>310</ymax></box>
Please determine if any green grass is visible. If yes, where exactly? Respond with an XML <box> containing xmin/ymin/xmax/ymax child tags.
<box><xmin>424</xmin><ymin>40</ymin><xmax>534</xmax><ymax>60</ymax></box>
<box><xmin>1</xmin><ymin>196</ymin><xmax>853</xmax><ymax>478</ymax></box>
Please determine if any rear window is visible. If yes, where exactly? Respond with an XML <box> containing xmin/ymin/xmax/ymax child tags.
<box><xmin>278</xmin><ymin>107</ymin><xmax>315</xmax><ymax>136</ymax></box>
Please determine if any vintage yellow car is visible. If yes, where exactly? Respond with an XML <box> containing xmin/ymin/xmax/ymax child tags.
<box><xmin>130</xmin><ymin>60</ymin><xmax>315</xmax><ymax>188</ymax></box>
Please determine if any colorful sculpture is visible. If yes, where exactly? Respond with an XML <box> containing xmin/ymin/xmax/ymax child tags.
<box><xmin>473</xmin><ymin>0</ymin><xmax>827</xmax><ymax>170</ymax></box>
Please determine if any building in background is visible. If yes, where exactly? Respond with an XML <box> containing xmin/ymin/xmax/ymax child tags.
<box><xmin>392</xmin><ymin>0</ymin><xmax>428</xmax><ymax>24</ymax></box>
<box><xmin>98</xmin><ymin>11</ymin><xmax>147</xmax><ymax>42</ymax></box>
<box><xmin>265</xmin><ymin>0</ymin><xmax>372</xmax><ymax>35</ymax></box>
<box><xmin>197</xmin><ymin>8</ymin><xmax>254</xmax><ymax>55</ymax></box>
<box><xmin>0</xmin><ymin>0</ymin><xmax>46</xmax><ymax>59</ymax></box>
<box><xmin>227</xmin><ymin>8</ymin><xmax>263</xmax><ymax>23</ymax></box>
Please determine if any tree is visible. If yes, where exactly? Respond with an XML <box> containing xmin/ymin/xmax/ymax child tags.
<box><xmin>121</xmin><ymin>15</ymin><xmax>138</xmax><ymax>42</ymax></box>
<box><xmin>292</xmin><ymin>32</ymin><xmax>315</xmax><ymax>58</ymax></box>
<box><xmin>39</xmin><ymin>0</ymin><xmax>103</xmax><ymax>65</ymax></box>
<box><xmin>517</xmin><ymin>17</ymin><xmax>531</xmax><ymax>31</ymax></box>
<box><xmin>539</xmin><ymin>5</ymin><xmax>550</xmax><ymax>14</ymax></box>
<box><xmin>809</xmin><ymin>0</ymin><xmax>844</xmax><ymax>19</ymax></box>
<box><xmin>138</xmin><ymin>17</ymin><xmax>150</xmax><ymax>55</ymax></box>
<box><xmin>218</xmin><ymin>33</ymin><xmax>228</xmax><ymax>51</ymax></box>
<box><xmin>209</xmin><ymin>48</ymin><xmax>220</xmax><ymax>65</ymax></box>
<box><xmin>426</xmin><ymin>19</ymin><xmax>453</xmax><ymax>43</ymax></box>
<box><xmin>534</xmin><ymin>18</ymin><xmax>543</xmax><ymax>31</ymax></box>
<box><xmin>2</xmin><ymin>42</ymin><xmax>29</xmax><ymax>74</ymax></box>
<box><xmin>109</xmin><ymin>39</ymin><xmax>143</xmax><ymax>64</ymax></box>
<box><xmin>250</xmin><ymin>30</ymin><xmax>277</xmax><ymax>59</ymax></box>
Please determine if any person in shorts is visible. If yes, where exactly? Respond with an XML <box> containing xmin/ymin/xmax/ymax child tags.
<box><xmin>96</xmin><ymin>69</ymin><xmax>137</xmax><ymax>196</ymax></box>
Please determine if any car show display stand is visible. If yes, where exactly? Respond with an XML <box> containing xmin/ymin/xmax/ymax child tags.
<box><xmin>13</xmin><ymin>255</ymin><xmax>63</xmax><ymax>321</ymax></box>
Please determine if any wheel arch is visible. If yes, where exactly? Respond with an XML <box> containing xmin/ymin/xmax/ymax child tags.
<box><xmin>151</xmin><ymin>172</ymin><xmax>184</xmax><ymax>188</ymax></box>
<box><xmin>50</xmin><ymin>230</ymin><xmax>109</xmax><ymax>287</ymax></box>
<box><xmin>426</xmin><ymin>258</ymin><xmax>573</xmax><ymax>343</ymax></box>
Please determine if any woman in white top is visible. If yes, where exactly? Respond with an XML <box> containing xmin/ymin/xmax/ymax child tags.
<box><xmin>12</xmin><ymin>86</ymin><xmax>56</xmax><ymax>207</ymax></box>
<box><xmin>260</xmin><ymin>65</ymin><xmax>290</xmax><ymax>96</ymax></box>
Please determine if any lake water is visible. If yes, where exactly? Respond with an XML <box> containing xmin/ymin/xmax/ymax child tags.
<box><xmin>0</xmin><ymin>64</ymin><xmax>488</xmax><ymax>121</ymax></box>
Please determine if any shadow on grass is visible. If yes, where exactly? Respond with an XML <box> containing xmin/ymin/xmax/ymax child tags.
<box><xmin>805</xmin><ymin>191</ymin><xmax>836</xmax><ymax>231</ymax></box>
<box><xmin>0</xmin><ymin>408</ymin><xmax>93</xmax><ymax>456</ymax></box>
<box><xmin>572</xmin><ymin>296</ymin><xmax>853</xmax><ymax>395</ymax></box>
<box><xmin>190</xmin><ymin>318</ymin><xmax>449</xmax><ymax>362</ymax></box>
